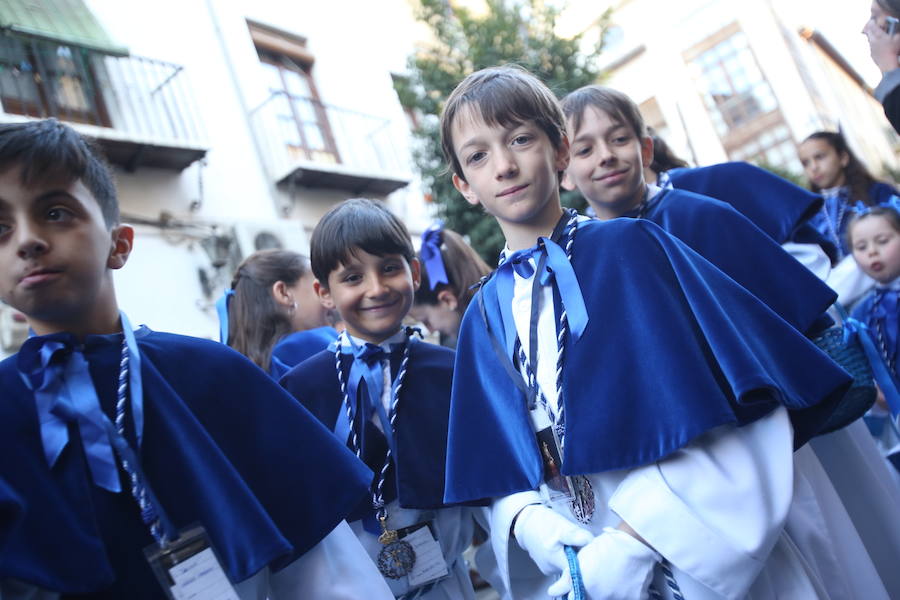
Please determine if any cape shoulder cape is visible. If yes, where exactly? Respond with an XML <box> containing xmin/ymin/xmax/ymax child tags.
<box><xmin>270</xmin><ymin>327</ymin><xmax>340</xmax><ymax>379</ymax></box>
<box><xmin>0</xmin><ymin>329</ymin><xmax>371</xmax><ymax>595</ymax></box>
<box><xmin>281</xmin><ymin>340</ymin><xmax>469</xmax><ymax>512</ymax></box>
<box><xmin>668</xmin><ymin>162</ymin><xmax>822</xmax><ymax>244</ymax></box>
<box><xmin>645</xmin><ymin>188</ymin><xmax>835</xmax><ymax>335</ymax></box>
<box><xmin>445</xmin><ymin>218</ymin><xmax>850</xmax><ymax>504</ymax></box>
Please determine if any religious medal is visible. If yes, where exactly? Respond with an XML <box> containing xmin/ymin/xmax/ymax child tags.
<box><xmin>569</xmin><ymin>475</ymin><xmax>595</xmax><ymax>524</ymax></box>
<box><xmin>376</xmin><ymin>515</ymin><xmax>416</xmax><ymax>579</ymax></box>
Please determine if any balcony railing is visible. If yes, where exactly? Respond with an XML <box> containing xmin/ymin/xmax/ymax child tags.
<box><xmin>0</xmin><ymin>32</ymin><xmax>206</xmax><ymax>170</ymax></box>
<box><xmin>250</xmin><ymin>91</ymin><xmax>411</xmax><ymax>196</ymax></box>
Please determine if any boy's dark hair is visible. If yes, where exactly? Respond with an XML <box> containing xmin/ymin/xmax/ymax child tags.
<box><xmin>310</xmin><ymin>198</ymin><xmax>414</xmax><ymax>284</ymax></box>
<box><xmin>0</xmin><ymin>119</ymin><xmax>118</xmax><ymax>226</ymax></box>
<box><xmin>415</xmin><ymin>227</ymin><xmax>491</xmax><ymax>313</ymax></box>
<box><xmin>647</xmin><ymin>126</ymin><xmax>690</xmax><ymax>174</ymax></box>
<box><xmin>228</xmin><ymin>249</ymin><xmax>308</xmax><ymax>371</ymax></box>
<box><xmin>803</xmin><ymin>131</ymin><xmax>886</xmax><ymax>205</ymax></box>
<box><xmin>440</xmin><ymin>65</ymin><xmax>566</xmax><ymax>181</ymax></box>
<box><xmin>847</xmin><ymin>206</ymin><xmax>900</xmax><ymax>246</ymax></box>
<box><xmin>561</xmin><ymin>85</ymin><xmax>646</xmax><ymax>142</ymax></box>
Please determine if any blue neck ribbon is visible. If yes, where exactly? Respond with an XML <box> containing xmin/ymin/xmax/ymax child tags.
<box><xmin>495</xmin><ymin>234</ymin><xmax>589</xmax><ymax>359</ymax></box>
<box><xmin>333</xmin><ymin>333</ymin><xmax>408</xmax><ymax>460</ymax></box>
<box><xmin>216</xmin><ymin>288</ymin><xmax>235</xmax><ymax>343</ymax></box>
<box><xmin>17</xmin><ymin>311</ymin><xmax>143</xmax><ymax>493</ymax></box>
<box><xmin>420</xmin><ymin>220</ymin><xmax>450</xmax><ymax>290</ymax></box>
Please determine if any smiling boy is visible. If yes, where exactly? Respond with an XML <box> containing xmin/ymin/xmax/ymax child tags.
<box><xmin>280</xmin><ymin>198</ymin><xmax>480</xmax><ymax>600</ymax></box>
<box><xmin>441</xmin><ymin>66</ymin><xmax>851</xmax><ymax>599</ymax></box>
<box><xmin>0</xmin><ymin>119</ymin><xmax>390</xmax><ymax>599</ymax></box>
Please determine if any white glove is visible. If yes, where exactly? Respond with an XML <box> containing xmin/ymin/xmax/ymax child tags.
<box><xmin>548</xmin><ymin>527</ymin><xmax>660</xmax><ymax>600</ymax></box>
<box><xmin>513</xmin><ymin>504</ymin><xmax>594</xmax><ymax>595</ymax></box>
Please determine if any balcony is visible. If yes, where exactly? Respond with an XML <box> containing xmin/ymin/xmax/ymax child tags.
<box><xmin>0</xmin><ymin>32</ymin><xmax>207</xmax><ymax>171</ymax></box>
<box><xmin>250</xmin><ymin>91</ymin><xmax>412</xmax><ymax>196</ymax></box>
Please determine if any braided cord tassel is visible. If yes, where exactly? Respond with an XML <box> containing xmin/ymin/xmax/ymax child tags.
<box><xmin>115</xmin><ymin>337</ymin><xmax>164</xmax><ymax>544</ymax></box>
<box><xmin>554</xmin><ymin>213</ymin><xmax>578</xmax><ymax>443</ymax></box>
<box><xmin>372</xmin><ymin>335</ymin><xmax>414</xmax><ymax>512</ymax></box>
<box><xmin>335</xmin><ymin>334</ymin><xmax>362</xmax><ymax>458</ymax></box>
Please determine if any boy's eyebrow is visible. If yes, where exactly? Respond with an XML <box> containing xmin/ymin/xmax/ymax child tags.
<box><xmin>571</xmin><ymin>120</ymin><xmax>628</xmax><ymax>145</ymax></box>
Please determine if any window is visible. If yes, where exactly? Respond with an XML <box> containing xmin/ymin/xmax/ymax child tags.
<box><xmin>686</xmin><ymin>24</ymin><xmax>797</xmax><ymax>171</ymax></box>
<box><xmin>689</xmin><ymin>29</ymin><xmax>777</xmax><ymax>137</ymax></box>
<box><xmin>0</xmin><ymin>33</ymin><xmax>110</xmax><ymax>126</ymax></box>
<box><xmin>249</xmin><ymin>21</ymin><xmax>338</xmax><ymax>165</ymax></box>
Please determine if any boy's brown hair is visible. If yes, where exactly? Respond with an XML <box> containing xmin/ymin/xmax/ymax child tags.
<box><xmin>561</xmin><ymin>85</ymin><xmax>647</xmax><ymax>141</ymax></box>
<box><xmin>440</xmin><ymin>65</ymin><xmax>566</xmax><ymax>181</ymax></box>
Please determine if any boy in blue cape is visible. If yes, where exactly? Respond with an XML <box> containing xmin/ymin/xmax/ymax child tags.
<box><xmin>560</xmin><ymin>84</ymin><xmax>897</xmax><ymax>598</ymax></box>
<box><xmin>280</xmin><ymin>198</ymin><xmax>480</xmax><ymax>600</ymax></box>
<box><xmin>0</xmin><ymin>119</ymin><xmax>392</xmax><ymax>599</ymax></box>
<box><xmin>441</xmin><ymin>66</ymin><xmax>853</xmax><ymax>599</ymax></box>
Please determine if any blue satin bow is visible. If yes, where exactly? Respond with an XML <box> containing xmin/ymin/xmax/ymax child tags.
<box><xmin>17</xmin><ymin>312</ymin><xmax>144</xmax><ymax>493</ymax></box>
<box><xmin>420</xmin><ymin>220</ymin><xmax>450</xmax><ymax>290</ymax></box>
<box><xmin>853</xmin><ymin>194</ymin><xmax>900</xmax><ymax>216</ymax></box>
<box><xmin>333</xmin><ymin>336</ymin><xmax>391</xmax><ymax>454</ymax></box>
<box><xmin>496</xmin><ymin>236</ymin><xmax>589</xmax><ymax>357</ymax></box>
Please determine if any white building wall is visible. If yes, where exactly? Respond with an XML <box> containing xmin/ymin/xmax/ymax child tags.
<box><xmin>73</xmin><ymin>0</ymin><xmax>427</xmax><ymax>341</ymax></box>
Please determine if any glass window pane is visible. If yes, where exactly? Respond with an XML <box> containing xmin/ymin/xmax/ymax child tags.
<box><xmin>283</xmin><ymin>68</ymin><xmax>311</xmax><ymax>98</ymax></box>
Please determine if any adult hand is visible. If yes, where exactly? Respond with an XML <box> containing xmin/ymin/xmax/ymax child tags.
<box><xmin>512</xmin><ymin>504</ymin><xmax>594</xmax><ymax>595</ymax></box>
<box><xmin>547</xmin><ymin>527</ymin><xmax>660</xmax><ymax>600</ymax></box>
<box><xmin>864</xmin><ymin>18</ymin><xmax>900</xmax><ymax>74</ymax></box>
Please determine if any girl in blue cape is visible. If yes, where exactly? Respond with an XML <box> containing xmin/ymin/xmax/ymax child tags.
<box><xmin>0</xmin><ymin>119</ymin><xmax>391</xmax><ymax>599</ymax></box>
<box><xmin>442</xmin><ymin>65</ymin><xmax>855</xmax><ymax>599</ymax></box>
<box><xmin>849</xmin><ymin>206</ymin><xmax>900</xmax><ymax>447</ymax></box>
<box><xmin>799</xmin><ymin>131</ymin><xmax>898</xmax><ymax>305</ymax></box>
<box><xmin>222</xmin><ymin>249</ymin><xmax>339</xmax><ymax>380</ymax></box>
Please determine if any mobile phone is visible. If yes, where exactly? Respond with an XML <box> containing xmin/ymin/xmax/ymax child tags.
<box><xmin>886</xmin><ymin>16</ymin><xmax>899</xmax><ymax>35</ymax></box>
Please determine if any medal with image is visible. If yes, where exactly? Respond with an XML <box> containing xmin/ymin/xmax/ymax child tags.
<box><xmin>376</xmin><ymin>514</ymin><xmax>416</xmax><ymax>579</ymax></box>
<box><xmin>569</xmin><ymin>475</ymin><xmax>595</xmax><ymax>524</ymax></box>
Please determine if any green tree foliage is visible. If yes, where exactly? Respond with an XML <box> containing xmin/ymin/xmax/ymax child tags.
<box><xmin>395</xmin><ymin>0</ymin><xmax>609</xmax><ymax>262</ymax></box>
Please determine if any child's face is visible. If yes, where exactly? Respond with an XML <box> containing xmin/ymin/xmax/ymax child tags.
<box><xmin>562</xmin><ymin>106</ymin><xmax>652</xmax><ymax>220</ymax></box>
<box><xmin>287</xmin><ymin>269</ymin><xmax>328</xmax><ymax>331</ymax></box>
<box><xmin>0</xmin><ymin>165</ymin><xmax>132</xmax><ymax>335</ymax></box>
<box><xmin>315</xmin><ymin>249</ymin><xmax>420</xmax><ymax>344</ymax></box>
<box><xmin>851</xmin><ymin>215</ymin><xmax>900</xmax><ymax>283</ymax></box>
<box><xmin>798</xmin><ymin>139</ymin><xmax>848</xmax><ymax>190</ymax></box>
<box><xmin>450</xmin><ymin>106</ymin><xmax>568</xmax><ymax>240</ymax></box>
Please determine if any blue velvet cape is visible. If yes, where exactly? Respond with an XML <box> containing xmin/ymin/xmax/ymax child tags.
<box><xmin>0</xmin><ymin>329</ymin><xmax>371</xmax><ymax>597</ymax></box>
<box><xmin>444</xmin><ymin>218</ymin><xmax>851</xmax><ymax>504</ymax></box>
<box><xmin>668</xmin><ymin>162</ymin><xmax>823</xmax><ymax>244</ymax></box>
<box><xmin>0</xmin><ymin>478</ymin><xmax>23</xmax><ymax>555</ymax></box>
<box><xmin>281</xmin><ymin>341</ymin><xmax>475</xmax><ymax>517</ymax></box>
<box><xmin>641</xmin><ymin>188</ymin><xmax>836</xmax><ymax>336</ymax></box>
<box><xmin>269</xmin><ymin>327</ymin><xmax>340</xmax><ymax>380</ymax></box>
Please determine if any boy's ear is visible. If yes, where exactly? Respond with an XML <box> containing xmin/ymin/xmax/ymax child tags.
<box><xmin>436</xmin><ymin>288</ymin><xmax>458</xmax><ymax>311</ymax></box>
<box><xmin>561</xmin><ymin>169</ymin><xmax>577</xmax><ymax>192</ymax></box>
<box><xmin>313</xmin><ymin>278</ymin><xmax>335</xmax><ymax>309</ymax></box>
<box><xmin>106</xmin><ymin>225</ymin><xmax>134</xmax><ymax>270</ymax></box>
<box><xmin>409</xmin><ymin>257</ymin><xmax>422</xmax><ymax>292</ymax></box>
<box><xmin>640</xmin><ymin>136</ymin><xmax>654</xmax><ymax>169</ymax></box>
<box><xmin>452</xmin><ymin>173</ymin><xmax>479</xmax><ymax>207</ymax></box>
<box><xmin>840</xmin><ymin>151</ymin><xmax>850</xmax><ymax>168</ymax></box>
<box><xmin>554</xmin><ymin>135</ymin><xmax>571</xmax><ymax>173</ymax></box>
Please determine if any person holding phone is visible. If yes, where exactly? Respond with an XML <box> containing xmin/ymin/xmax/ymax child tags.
<box><xmin>864</xmin><ymin>0</ymin><xmax>900</xmax><ymax>133</ymax></box>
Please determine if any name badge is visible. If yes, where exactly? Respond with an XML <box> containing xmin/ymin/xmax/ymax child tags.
<box><xmin>397</xmin><ymin>521</ymin><xmax>449</xmax><ymax>590</ymax></box>
<box><xmin>145</xmin><ymin>525</ymin><xmax>239</xmax><ymax>600</ymax></box>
